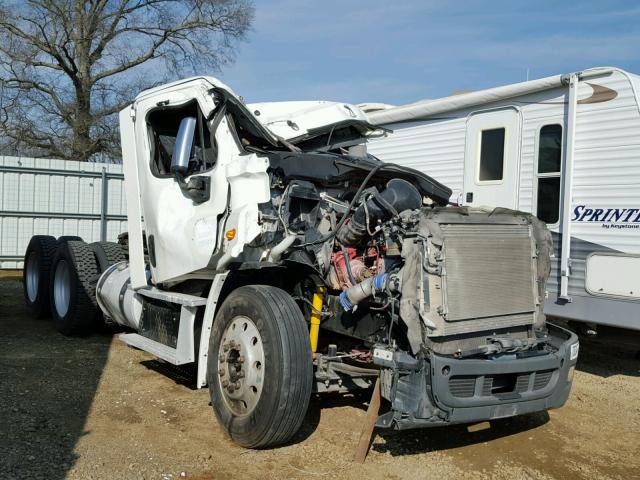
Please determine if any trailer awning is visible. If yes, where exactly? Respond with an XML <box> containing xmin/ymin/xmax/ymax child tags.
<box><xmin>366</xmin><ymin>67</ymin><xmax>615</xmax><ymax>125</ymax></box>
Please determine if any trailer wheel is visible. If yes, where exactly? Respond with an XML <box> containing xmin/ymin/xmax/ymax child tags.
<box><xmin>90</xmin><ymin>241</ymin><xmax>127</xmax><ymax>272</ymax></box>
<box><xmin>23</xmin><ymin>235</ymin><xmax>58</xmax><ymax>318</ymax></box>
<box><xmin>207</xmin><ymin>285</ymin><xmax>313</xmax><ymax>448</ymax></box>
<box><xmin>50</xmin><ymin>240</ymin><xmax>100</xmax><ymax>336</ymax></box>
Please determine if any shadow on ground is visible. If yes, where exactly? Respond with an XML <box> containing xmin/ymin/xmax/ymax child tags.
<box><xmin>140</xmin><ymin>359</ymin><xmax>199</xmax><ymax>390</ymax></box>
<box><xmin>551</xmin><ymin>319</ymin><xmax>640</xmax><ymax>378</ymax></box>
<box><xmin>372</xmin><ymin>411</ymin><xmax>549</xmax><ymax>456</ymax></box>
<box><xmin>291</xmin><ymin>389</ymin><xmax>373</xmax><ymax>444</ymax></box>
<box><xmin>0</xmin><ymin>276</ymin><xmax>112</xmax><ymax>480</ymax></box>
<box><xmin>574</xmin><ymin>327</ymin><xmax>640</xmax><ymax>378</ymax></box>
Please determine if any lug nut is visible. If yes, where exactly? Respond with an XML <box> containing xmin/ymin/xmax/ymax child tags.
<box><xmin>222</xmin><ymin>380</ymin><xmax>229</xmax><ymax>387</ymax></box>
<box><xmin>234</xmin><ymin>381</ymin><xmax>241</xmax><ymax>389</ymax></box>
<box><xmin>238</xmin><ymin>356</ymin><xmax>245</xmax><ymax>364</ymax></box>
<box><xmin>223</xmin><ymin>344</ymin><xmax>230</xmax><ymax>352</ymax></box>
<box><xmin>218</xmin><ymin>368</ymin><xmax>225</xmax><ymax>376</ymax></box>
<box><xmin>237</xmin><ymin>371</ymin><xmax>245</xmax><ymax>378</ymax></box>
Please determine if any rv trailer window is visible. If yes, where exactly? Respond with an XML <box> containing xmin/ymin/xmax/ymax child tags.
<box><xmin>478</xmin><ymin>128</ymin><xmax>505</xmax><ymax>181</ymax></box>
<box><xmin>536</xmin><ymin>124</ymin><xmax>563</xmax><ymax>224</ymax></box>
<box><xmin>538</xmin><ymin>124</ymin><xmax>562</xmax><ymax>173</ymax></box>
<box><xmin>536</xmin><ymin>177</ymin><xmax>561</xmax><ymax>224</ymax></box>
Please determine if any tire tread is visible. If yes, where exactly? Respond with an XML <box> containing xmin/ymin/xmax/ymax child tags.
<box><xmin>257</xmin><ymin>285</ymin><xmax>312</xmax><ymax>446</ymax></box>
<box><xmin>91</xmin><ymin>241</ymin><xmax>127</xmax><ymax>272</ymax></box>
<box><xmin>208</xmin><ymin>284</ymin><xmax>313</xmax><ymax>448</ymax></box>
<box><xmin>23</xmin><ymin>235</ymin><xmax>58</xmax><ymax>317</ymax></box>
<box><xmin>51</xmin><ymin>240</ymin><xmax>100</xmax><ymax>335</ymax></box>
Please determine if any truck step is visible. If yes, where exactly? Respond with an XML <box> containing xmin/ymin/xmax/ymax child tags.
<box><xmin>137</xmin><ymin>287</ymin><xmax>207</xmax><ymax>307</ymax></box>
<box><xmin>120</xmin><ymin>333</ymin><xmax>191</xmax><ymax>365</ymax></box>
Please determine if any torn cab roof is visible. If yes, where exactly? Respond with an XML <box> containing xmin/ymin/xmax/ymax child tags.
<box><xmin>248</xmin><ymin>100</ymin><xmax>388</xmax><ymax>152</ymax></box>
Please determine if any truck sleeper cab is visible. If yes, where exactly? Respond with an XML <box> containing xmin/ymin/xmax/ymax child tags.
<box><xmin>22</xmin><ymin>77</ymin><xmax>578</xmax><ymax>449</ymax></box>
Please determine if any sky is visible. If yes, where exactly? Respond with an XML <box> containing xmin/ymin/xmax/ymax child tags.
<box><xmin>215</xmin><ymin>0</ymin><xmax>640</xmax><ymax>106</ymax></box>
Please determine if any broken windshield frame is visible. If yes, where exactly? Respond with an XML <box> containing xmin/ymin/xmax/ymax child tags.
<box><xmin>209</xmin><ymin>89</ymin><xmax>292</xmax><ymax>154</ymax></box>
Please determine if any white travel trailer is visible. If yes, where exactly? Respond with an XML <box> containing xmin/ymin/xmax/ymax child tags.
<box><xmin>364</xmin><ymin>67</ymin><xmax>640</xmax><ymax>331</ymax></box>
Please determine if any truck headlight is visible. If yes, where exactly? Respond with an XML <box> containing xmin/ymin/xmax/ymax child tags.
<box><xmin>570</xmin><ymin>342</ymin><xmax>579</xmax><ymax>361</ymax></box>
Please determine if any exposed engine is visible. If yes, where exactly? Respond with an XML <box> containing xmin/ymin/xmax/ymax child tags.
<box><xmin>238</xmin><ymin>150</ymin><xmax>574</xmax><ymax>431</ymax></box>
<box><xmin>243</xmin><ymin>150</ymin><xmax>553</xmax><ymax>365</ymax></box>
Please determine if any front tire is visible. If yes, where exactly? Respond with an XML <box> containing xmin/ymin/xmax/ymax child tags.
<box><xmin>207</xmin><ymin>285</ymin><xmax>313</xmax><ymax>448</ymax></box>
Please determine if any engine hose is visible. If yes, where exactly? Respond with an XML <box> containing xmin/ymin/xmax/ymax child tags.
<box><xmin>341</xmin><ymin>246</ymin><xmax>358</xmax><ymax>286</ymax></box>
<box><xmin>336</xmin><ymin>178</ymin><xmax>422</xmax><ymax>246</ymax></box>
<box><xmin>293</xmin><ymin>162</ymin><xmax>395</xmax><ymax>248</ymax></box>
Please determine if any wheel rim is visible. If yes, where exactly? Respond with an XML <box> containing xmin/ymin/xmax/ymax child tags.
<box><xmin>25</xmin><ymin>252</ymin><xmax>39</xmax><ymax>302</ymax></box>
<box><xmin>217</xmin><ymin>316</ymin><xmax>265</xmax><ymax>417</ymax></box>
<box><xmin>53</xmin><ymin>259</ymin><xmax>71</xmax><ymax>317</ymax></box>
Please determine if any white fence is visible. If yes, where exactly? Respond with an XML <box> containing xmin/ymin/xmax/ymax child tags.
<box><xmin>0</xmin><ymin>156</ymin><xmax>127</xmax><ymax>269</ymax></box>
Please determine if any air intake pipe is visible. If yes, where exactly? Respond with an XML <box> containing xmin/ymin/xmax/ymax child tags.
<box><xmin>339</xmin><ymin>272</ymin><xmax>400</xmax><ymax>311</ymax></box>
<box><xmin>340</xmin><ymin>273</ymin><xmax>387</xmax><ymax>311</ymax></box>
<box><xmin>337</xmin><ymin>178</ymin><xmax>422</xmax><ymax>246</ymax></box>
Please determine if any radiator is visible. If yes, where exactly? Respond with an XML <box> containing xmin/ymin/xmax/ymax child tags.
<box><xmin>441</xmin><ymin>224</ymin><xmax>537</xmax><ymax>322</ymax></box>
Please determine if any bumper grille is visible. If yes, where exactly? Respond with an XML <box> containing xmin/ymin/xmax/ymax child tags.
<box><xmin>448</xmin><ymin>376</ymin><xmax>476</xmax><ymax>398</ymax></box>
<box><xmin>533</xmin><ymin>370</ymin><xmax>553</xmax><ymax>390</ymax></box>
<box><xmin>449</xmin><ymin>370</ymin><xmax>555</xmax><ymax>399</ymax></box>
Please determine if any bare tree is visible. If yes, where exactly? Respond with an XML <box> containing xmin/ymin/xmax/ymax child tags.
<box><xmin>0</xmin><ymin>0</ymin><xmax>254</xmax><ymax>161</ymax></box>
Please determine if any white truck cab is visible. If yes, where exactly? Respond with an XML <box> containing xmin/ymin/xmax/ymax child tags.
<box><xmin>121</xmin><ymin>77</ymin><xmax>276</xmax><ymax>285</ymax></box>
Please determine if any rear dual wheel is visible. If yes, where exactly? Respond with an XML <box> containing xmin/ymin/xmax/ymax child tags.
<box><xmin>23</xmin><ymin>235</ymin><xmax>85</xmax><ymax>318</ymax></box>
<box><xmin>49</xmin><ymin>240</ymin><xmax>125</xmax><ymax>335</ymax></box>
<box><xmin>207</xmin><ymin>285</ymin><xmax>313</xmax><ymax>448</ymax></box>
<box><xmin>90</xmin><ymin>241</ymin><xmax>127</xmax><ymax>272</ymax></box>
<box><xmin>23</xmin><ymin>235</ymin><xmax>58</xmax><ymax>318</ymax></box>
<box><xmin>50</xmin><ymin>241</ymin><xmax>101</xmax><ymax>335</ymax></box>
<box><xmin>23</xmin><ymin>234</ymin><xmax>125</xmax><ymax>335</ymax></box>
<box><xmin>57</xmin><ymin>235</ymin><xmax>83</xmax><ymax>244</ymax></box>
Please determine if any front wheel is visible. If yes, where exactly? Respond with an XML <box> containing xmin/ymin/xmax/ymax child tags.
<box><xmin>207</xmin><ymin>285</ymin><xmax>313</xmax><ymax>448</ymax></box>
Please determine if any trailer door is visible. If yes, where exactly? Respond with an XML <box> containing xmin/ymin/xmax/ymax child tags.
<box><xmin>463</xmin><ymin>108</ymin><xmax>520</xmax><ymax>209</ymax></box>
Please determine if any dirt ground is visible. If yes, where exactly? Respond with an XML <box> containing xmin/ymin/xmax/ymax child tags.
<box><xmin>1</xmin><ymin>274</ymin><xmax>639</xmax><ymax>480</ymax></box>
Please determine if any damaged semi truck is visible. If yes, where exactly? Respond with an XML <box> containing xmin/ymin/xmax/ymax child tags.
<box><xmin>23</xmin><ymin>77</ymin><xmax>579</xmax><ymax>448</ymax></box>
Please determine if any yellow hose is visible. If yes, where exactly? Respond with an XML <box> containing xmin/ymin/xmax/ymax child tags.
<box><xmin>309</xmin><ymin>288</ymin><xmax>324</xmax><ymax>353</ymax></box>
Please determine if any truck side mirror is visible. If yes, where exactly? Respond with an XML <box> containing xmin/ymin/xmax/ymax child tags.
<box><xmin>171</xmin><ymin>116</ymin><xmax>197</xmax><ymax>175</ymax></box>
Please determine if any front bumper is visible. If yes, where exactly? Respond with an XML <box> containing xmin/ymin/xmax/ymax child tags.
<box><xmin>376</xmin><ymin>324</ymin><xmax>578</xmax><ymax>429</ymax></box>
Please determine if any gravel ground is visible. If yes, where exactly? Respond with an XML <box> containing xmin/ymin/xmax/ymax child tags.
<box><xmin>1</xmin><ymin>273</ymin><xmax>639</xmax><ymax>480</ymax></box>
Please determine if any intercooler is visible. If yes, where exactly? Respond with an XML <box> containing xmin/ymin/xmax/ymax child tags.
<box><xmin>420</xmin><ymin>216</ymin><xmax>542</xmax><ymax>337</ymax></box>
